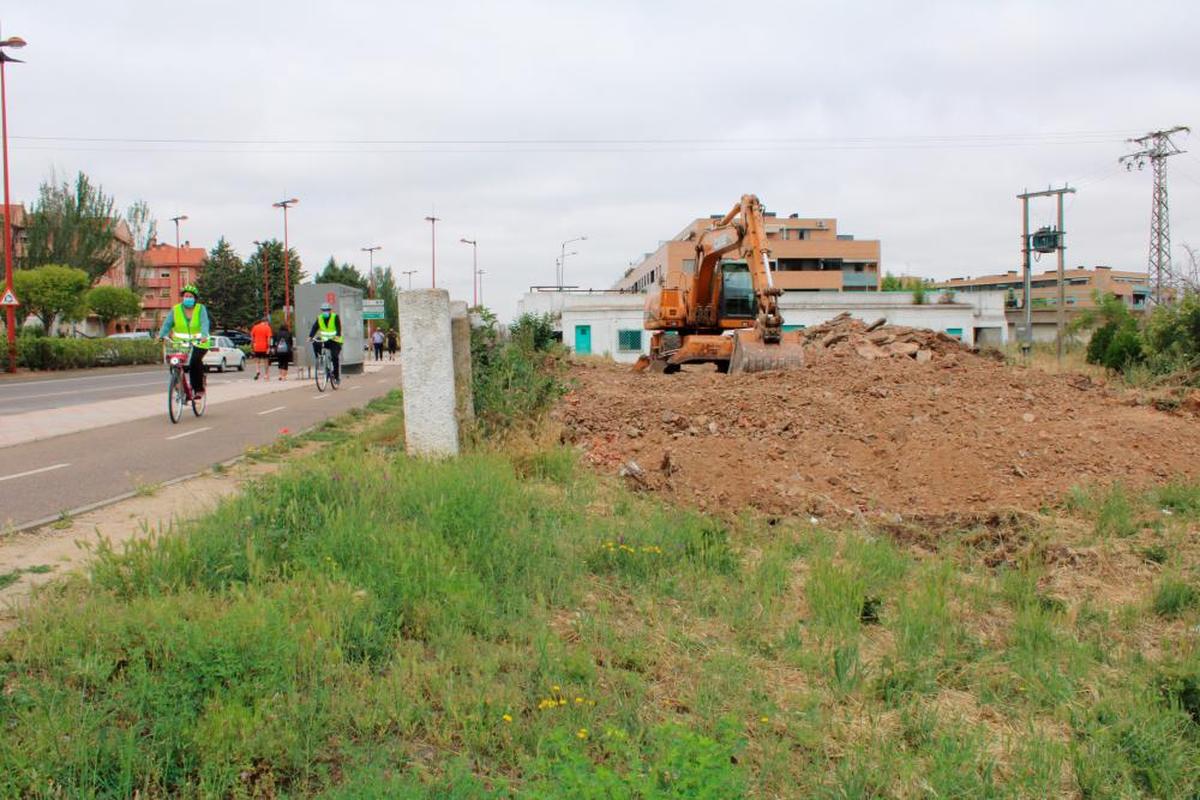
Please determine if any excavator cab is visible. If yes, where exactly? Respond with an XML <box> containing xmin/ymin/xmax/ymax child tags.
<box><xmin>719</xmin><ymin>262</ymin><xmax>755</xmax><ymax>319</ymax></box>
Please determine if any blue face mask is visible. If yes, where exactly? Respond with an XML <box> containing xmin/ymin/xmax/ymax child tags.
<box><xmin>183</xmin><ymin>297</ymin><xmax>196</xmax><ymax>309</ymax></box>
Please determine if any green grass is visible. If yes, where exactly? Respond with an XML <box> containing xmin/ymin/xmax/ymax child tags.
<box><xmin>4</xmin><ymin>396</ymin><xmax>1200</xmax><ymax>796</ymax></box>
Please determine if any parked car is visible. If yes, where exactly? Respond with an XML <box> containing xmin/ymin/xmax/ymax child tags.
<box><xmin>202</xmin><ymin>336</ymin><xmax>247</xmax><ymax>372</ymax></box>
<box><xmin>213</xmin><ymin>329</ymin><xmax>252</xmax><ymax>348</ymax></box>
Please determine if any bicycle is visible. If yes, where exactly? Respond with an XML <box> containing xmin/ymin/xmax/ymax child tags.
<box><xmin>313</xmin><ymin>337</ymin><xmax>340</xmax><ymax>392</ymax></box>
<box><xmin>164</xmin><ymin>341</ymin><xmax>208</xmax><ymax>423</ymax></box>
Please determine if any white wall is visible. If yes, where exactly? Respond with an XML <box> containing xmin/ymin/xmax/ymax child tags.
<box><xmin>518</xmin><ymin>289</ymin><xmax>1009</xmax><ymax>358</ymax></box>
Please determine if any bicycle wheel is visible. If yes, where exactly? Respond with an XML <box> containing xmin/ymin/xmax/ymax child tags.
<box><xmin>315</xmin><ymin>351</ymin><xmax>328</xmax><ymax>392</ymax></box>
<box><xmin>192</xmin><ymin>386</ymin><xmax>207</xmax><ymax>417</ymax></box>
<box><xmin>330</xmin><ymin>360</ymin><xmax>340</xmax><ymax>390</ymax></box>
<box><xmin>168</xmin><ymin>368</ymin><xmax>185</xmax><ymax>423</ymax></box>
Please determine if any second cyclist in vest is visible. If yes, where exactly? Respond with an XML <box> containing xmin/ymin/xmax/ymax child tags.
<box><xmin>309</xmin><ymin>302</ymin><xmax>344</xmax><ymax>383</ymax></box>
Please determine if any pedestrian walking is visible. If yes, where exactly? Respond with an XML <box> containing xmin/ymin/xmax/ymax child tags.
<box><xmin>386</xmin><ymin>328</ymin><xmax>399</xmax><ymax>360</ymax></box>
<box><xmin>250</xmin><ymin>316</ymin><xmax>273</xmax><ymax>380</ymax></box>
<box><xmin>273</xmin><ymin>323</ymin><xmax>294</xmax><ymax>381</ymax></box>
<box><xmin>372</xmin><ymin>328</ymin><xmax>385</xmax><ymax>361</ymax></box>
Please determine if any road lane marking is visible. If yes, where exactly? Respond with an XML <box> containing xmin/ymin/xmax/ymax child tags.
<box><xmin>312</xmin><ymin>393</ymin><xmax>330</xmax><ymax>400</ymax></box>
<box><xmin>349</xmin><ymin>386</ymin><xmax>362</xmax><ymax>391</ymax></box>
<box><xmin>376</xmin><ymin>379</ymin><xmax>388</xmax><ymax>384</ymax></box>
<box><xmin>166</xmin><ymin>426</ymin><xmax>212</xmax><ymax>441</ymax></box>
<box><xmin>257</xmin><ymin>405</ymin><xmax>287</xmax><ymax>415</ymax></box>
<box><xmin>0</xmin><ymin>463</ymin><xmax>71</xmax><ymax>483</ymax></box>
<box><xmin>9</xmin><ymin>380</ymin><xmax>163</xmax><ymax>401</ymax></box>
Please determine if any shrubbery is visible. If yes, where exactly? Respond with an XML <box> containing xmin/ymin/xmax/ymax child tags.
<box><xmin>470</xmin><ymin>311</ymin><xmax>568</xmax><ymax>435</ymax></box>
<box><xmin>1078</xmin><ymin>292</ymin><xmax>1200</xmax><ymax>379</ymax></box>
<box><xmin>17</xmin><ymin>335</ymin><xmax>161</xmax><ymax>370</ymax></box>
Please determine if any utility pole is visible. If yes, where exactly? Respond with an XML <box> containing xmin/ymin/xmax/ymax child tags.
<box><xmin>476</xmin><ymin>268</ymin><xmax>485</xmax><ymax>307</ymax></box>
<box><xmin>170</xmin><ymin>214</ymin><xmax>188</xmax><ymax>300</ymax></box>
<box><xmin>361</xmin><ymin>245</ymin><xmax>381</xmax><ymax>297</ymax></box>
<box><xmin>424</xmin><ymin>215</ymin><xmax>440</xmax><ymax>287</ymax></box>
<box><xmin>402</xmin><ymin>269</ymin><xmax>417</xmax><ymax>290</ymax></box>
<box><xmin>273</xmin><ymin>198</ymin><xmax>299</xmax><ymax>324</ymax></box>
<box><xmin>460</xmin><ymin>238</ymin><xmax>477</xmax><ymax>306</ymax></box>
<box><xmin>1017</xmin><ymin>185</ymin><xmax>1076</xmax><ymax>364</ymax></box>
<box><xmin>1121</xmin><ymin>126</ymin><xmax>1190</xmax><ymax>305</ymax></box>
<box><xmin>253</xmin><ymin>240</ymin><xmax>270</xmax><ymax>319</ymax></box>
<box><xmin>559</xmin><ymin>235</ymin><xmax>586</xmax><ymax>288</ymax></box>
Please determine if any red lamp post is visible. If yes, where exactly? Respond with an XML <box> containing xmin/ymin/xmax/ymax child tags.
<box><xmin>170</xmin><ymin>214</ymin><xmax>188</xmax><ymax>300</ymax></box>
<box><xmin>253</xmin><ymin>240</ymin><xmax>270</xmax><ymax>319</ymax></box>
<box><xmin>273</xmin><ymin>198</ymin><xmax>298</xmax><ymax>324</ymax></box>
<box><xmin>1</xmin><ymin>33</ymin><xmax>26</xmax><ymax>373</ymax></box>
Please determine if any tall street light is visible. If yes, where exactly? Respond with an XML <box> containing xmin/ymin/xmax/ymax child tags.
<box><xmin>273</xmin><ymin>198</ymin><xmax>299</xmax><ymax>324</ymax></box>
<box><xmin>1</xmin><ymin>32</ymin><xmax>26</xmax><ymax>372</ymax></box>
<box><xmin>559</xmin><ymin>235</ymin><xmax>586</xmax><ymax>288</ymax></box>
<box><xmin>476</xmin><ymin>268</ymin><xmax>485</xmax><ymax>308</ymax></box>
<box><xmin>170</xmin><ymin>214</ymin><xmax>188</xmax><ymax>299</ymax></box>
<box><xmin>459</xmin><ymin>237</ymin><xmax>478</xmax><ymax>306</ymax></box>
<box><xmin>402</xmin><ymin>269</ymin><xmax>417</xmax><ymax>290</ymax></box>
<box><xmin>253</xmin><ymin>240</ymin><xmax>269</xmax><ymax>319</ymax></box>
<box><xmin>424</xmin><ymin>215</ymin><xmax>440</xmax><ymax>287</ymax></box>
<box><xmin>361</xmin><ymin>245</ymin><xmax>381</xmax><ymax>297</ymax></box>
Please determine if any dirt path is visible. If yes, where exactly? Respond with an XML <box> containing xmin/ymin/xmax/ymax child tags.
<box><xmin>0</xmin><ymin>462</ymin><xmax>281</xmax><ymax>632</ymax></box>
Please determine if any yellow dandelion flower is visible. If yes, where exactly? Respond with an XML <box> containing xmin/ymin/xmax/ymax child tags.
<box><xmin>552</xmin><ymin>685</ymin><xmax>561</xmax><ymax>693</ymax></box>
<box><xmin>576</xmin><ymin>728</ymin><xmax>589</xmax><ymax>740</ymax></box>
<box><xmin>502</xmin><ymin>714</ymin><xmax>513</xmax><ymax>723</ymax></box>
<box><xmin>760</xmin><ymin>716</ymin><xmax>769</xmax><ymax>723</ymax></box>
<box><xmin>588</xmin><ymin>700</ymin><xmax>596</xmax><ymax>706</ymax></box>
<box><xmin>575</xmin><ymin>697</ymin><xmax>584</xmax><ymax>704</ymax></box>
<box><xmin>558</xmin><ymin>698</ymin><xmax>567</xmax><ymax>706</ymax></box>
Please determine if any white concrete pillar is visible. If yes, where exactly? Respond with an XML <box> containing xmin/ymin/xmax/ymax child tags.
<box><xmin>398</xmin><ymin>290</ymin><xmax>460</xmax><ymax>457</ymax></box>
<box><xmin>449</xmin><ymin>301</ymin><xmax>475</xmax><ymax>435</ymax></box>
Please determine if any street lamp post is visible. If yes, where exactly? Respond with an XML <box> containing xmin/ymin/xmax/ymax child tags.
<box><xmin>1</xmin><ymin>33</ymin><xmax>26</xmax><ymax>372</ymax></box>
<box><xmin>476</xmin><ymin>269</ymin><xmax>485</xmax><ymax>307</ymax></box>
<box><xmin>170</xmin><ymin>214</ymin><xmax>188</xmax><ymax>300</ymax></box>
<box><xmin>253</xmin><ymin>240</ymin><xmax>270</xmax><ymax>319</ymax></box>
<box><xmin>459</xmin><ymin>238</ymin><xmax>477</xmax><ymax>306</ymax></box>
<box><xmin>273</xmin><ymin>198</ymin><xmax>299</xmax><ymax>324</ymax></box>
<box><xmin>402</xmin><ymin>269</ymin><xmax>417</xmax><ymax>290</ymax></box>
<box><xmin>361</xmin><ymin>245</ymin><xmax>381</xmax><ymax>297</ymax></box>
<box><xmin>424</xmin><ymin>215</ymin><xmax>440</xmax><ymax>287</ymax></box>
<box><xmin>559</xmin><ymin>235</ymin><xmax>587</xmax><ymax>288</ymax></box>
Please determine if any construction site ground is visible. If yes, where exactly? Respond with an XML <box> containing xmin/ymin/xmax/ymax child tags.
<box><xmin>560</xmin><ymin>325</ymin><xmax>1200</xmax><ymax>521</ymax></box>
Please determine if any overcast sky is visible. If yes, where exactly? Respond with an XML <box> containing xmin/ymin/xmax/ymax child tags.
<box><xmin>7</xmin><ymin>1</ymin><xmax>1200</xmax><ymax>318</ymax></box>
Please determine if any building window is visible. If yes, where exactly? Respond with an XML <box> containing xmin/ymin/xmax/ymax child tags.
<box><xmin>617</xmin><ymin>329</ymin><xmax>643</xmax><ymax>352</ymax></box>
<box><xmin>945</xmin><ymin>327</ymin><xmax>963</xmax><ymax>340</ymax></box>
<box><xmin>160</xmin><ymin>271</ymin><xmax>170</xmax><ymax>278</ymax></box>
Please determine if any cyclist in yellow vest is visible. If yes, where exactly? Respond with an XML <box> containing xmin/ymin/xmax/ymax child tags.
<box><xmin>308</xmin><ymin>302</ymin><xmax>344</xmax><ymax>383</ymax></box>
<box><xmin>157</xmin><ymin>284</ymin><xmax>212</xmax><ymax>397</ymax></box>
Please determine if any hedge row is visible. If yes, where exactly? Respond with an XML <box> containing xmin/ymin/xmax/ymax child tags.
<box><xmin>17</xmin><ymin>337</ymin><xmax>162</xmax><ymax>371</ymax></box>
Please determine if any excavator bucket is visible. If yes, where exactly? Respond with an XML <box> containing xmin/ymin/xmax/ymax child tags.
<box><xmin>728</xmin><ymin>329</ymin><xmax>806</xmax><ymax>375</ymax></box>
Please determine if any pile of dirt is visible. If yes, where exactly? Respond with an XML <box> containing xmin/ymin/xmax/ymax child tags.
<box><xmin>799</xmin><ymin>311</ymin><xmax>975</xmax><ymax>365</ymax></box>
<box><xmin>558</xmin><ymin>349</ymin><xmax>1200</xmax><ymax>519</ymax></box>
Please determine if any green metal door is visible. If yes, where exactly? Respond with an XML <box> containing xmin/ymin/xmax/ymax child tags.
<box><xmin>575</xmin><ymin>325</ymin><xmax>592</xmax><ymax>355</ymax></box>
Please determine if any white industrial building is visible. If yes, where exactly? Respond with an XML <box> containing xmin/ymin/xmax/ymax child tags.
<box><xmin>518</xmin><ymin>289</ymin><xmax>1009</xmax><ymax>364</ymax></box>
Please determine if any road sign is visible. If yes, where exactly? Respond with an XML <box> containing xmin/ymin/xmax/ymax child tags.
<box><xmin>362</xmin><ymin>299</ymin><xmax>386</xmax><ymax>320</ymax></box>
<box><xmin>0</xmin><ymin>288</ymin><xmax>18</xmax><ymax>306</ymax></box>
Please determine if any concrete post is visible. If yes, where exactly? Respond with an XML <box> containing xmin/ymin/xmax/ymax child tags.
<box><xmin>449</xmin><ymin>301</ymin><xmax>475</xmax><ymax>436</ymax></box>
<box><xmin>398</xmin><ymin>290</ymin><xmax>459</xmax><ymax>457</ymax></box>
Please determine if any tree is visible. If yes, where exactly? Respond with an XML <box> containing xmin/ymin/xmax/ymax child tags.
<box><xmin>373</xmin><ymin>266</ymin><xmax>399</xmax><ymax>329</ymax></box>
<box><xmin>197</xmin><ymin>238</ymin><xmax>256</xmax><ymax>330</ymax></box>
<box><xmin>123</xmin><ymin>200</ymin><xmax>157</xmax><ymax>290</ymax></box>
<box><xmin>315</xmin><ymin>256</ymin><xmax>369</xmax><ymax>291</ymax></box>
<box><xmin>12</xmin><ymin>265</ymin><xmax>90</xmax><ymax>333</ymax></box>
<box><xmin>86</xmin><ymin>285</ymin><xmax>142</xmax><ymax>330</ymax></box>
<box><xmin>24</xmin><ymin>171</ymin><xmax>121</xmax><ymax>281</ymax></box>
<box><xmin>247</xmin><ymin>239</ymin><xmax>304</xmax><ymax>315</ymax></box>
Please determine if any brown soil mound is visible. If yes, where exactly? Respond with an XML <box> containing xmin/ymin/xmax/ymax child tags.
<box><xmin>559</xmin><ymin>345</ymin><xmax>1200</xmax><ymax>518</ymax></box>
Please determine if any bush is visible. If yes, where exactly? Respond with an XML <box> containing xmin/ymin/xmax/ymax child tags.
<box><xmin>471</xmin><ymin>310</ymin><xmax>567</xmax><ymax>435</ymax></box>
<box><xmin>17</xmin><ymin>336</ymin><xmax>161</xmax><ymax>370</ymax></box>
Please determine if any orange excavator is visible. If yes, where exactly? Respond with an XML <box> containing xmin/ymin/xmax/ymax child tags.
<box><xmin>636</xmin><ymin>193</ymin><xmax>806</xmax><ymax>374</ymax></box>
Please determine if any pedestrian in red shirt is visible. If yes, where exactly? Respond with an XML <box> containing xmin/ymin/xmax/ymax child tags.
<box><xmin>250</xmin><ymin>316</ymin><xmax>273</xmax><ymax>380</ymax></box>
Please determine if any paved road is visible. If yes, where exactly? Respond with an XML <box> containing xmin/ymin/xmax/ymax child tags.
<box><xmin>0</xmin><ymin>372</ymin><xmax>400</xmax><ymax>531</ymax></box>
<box><xmin>0</xmin><ymin>365</ymin><xmax>261</xmax><ymax>415</ymax></box>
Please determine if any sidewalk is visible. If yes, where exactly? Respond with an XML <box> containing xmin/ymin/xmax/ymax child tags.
<box><xmin>0</xmin><ymin>360</ymin><xmax>400</xmax><ymax>449</ymax></box>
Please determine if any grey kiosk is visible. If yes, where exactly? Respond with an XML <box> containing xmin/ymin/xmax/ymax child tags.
<box><xmin>295</xmin><ymin>284</ymin><xmax>366</xmax><ymax>376</ymax></box>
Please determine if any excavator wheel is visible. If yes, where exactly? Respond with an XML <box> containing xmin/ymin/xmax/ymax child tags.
<box><xmin>728</xmin><ymin>329</ymin><xmax>806</xmax><ymax>375</ymax></box>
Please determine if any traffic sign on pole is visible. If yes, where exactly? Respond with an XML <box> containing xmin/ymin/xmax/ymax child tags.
<box><xmin>0</xmin><ymin>287</ymin><xmax>18</xmax><ymax>306</ymax></box>
<box><xmin>362</xmin><ymin>298</ymin><xmax>386</xmax><ymax>320</ymax></box>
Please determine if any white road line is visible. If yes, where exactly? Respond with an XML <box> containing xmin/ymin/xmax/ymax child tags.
<box><xmin>312</xmin><ymin>393</ymin><xmax>330</xmax><ymax>400</ymax></box>
<box><xmin>376</xmin><ymin>379</ymin><xmax>388</xmax><ymax>384</ymax></box>
<box><xmin>0</xmin><ymin>463</ymin><xmax>71</xmax><ymax>483</ymax></box>
<box><xmin>349</xmin><ymin>386</ymin><xmax>362</xmax><ymax>391</ymax></box>
<box><xmin>10</xmin><ymin>380</ymin><xmax>162</xmax><ymax>401</ymax></box>
<box><xmin>257</xmin><ymin>405</ymin><xmax>287</xmax><ymax>416</ymax></box>
<box><xmin>166</xmin><ymin>426</ymin><xmax>212</xmax><ymax>441</ymax></box>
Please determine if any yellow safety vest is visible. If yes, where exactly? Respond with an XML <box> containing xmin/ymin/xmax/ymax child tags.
<box><xmin>171</xmin><ymin>303</ymin><xmax>211</xmax><ymax>349</ymax></box>
<box><xmin>317</xmin><ymin>313</ymin><xmax>343</xmax><ymax>344</ymax></box>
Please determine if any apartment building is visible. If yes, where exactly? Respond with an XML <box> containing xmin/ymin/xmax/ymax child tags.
<box><xmin>0</xmin><ymin>203</ymin><xmax>28</xmax><ymax>267</ymax></box>
<box><xmin>936</xmin><ymin>266</ymin><xmax>1149</xmax><ymax>310</ymax></box>
<box><xmin>131</xmin><ymin>241</ymin><xmax>207</xmax><ymax>332</ymax></box>
<box><xmin>614</xmin><ymin>212</ymin><xmax>881</xmax><ymax>294</ymax></box>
